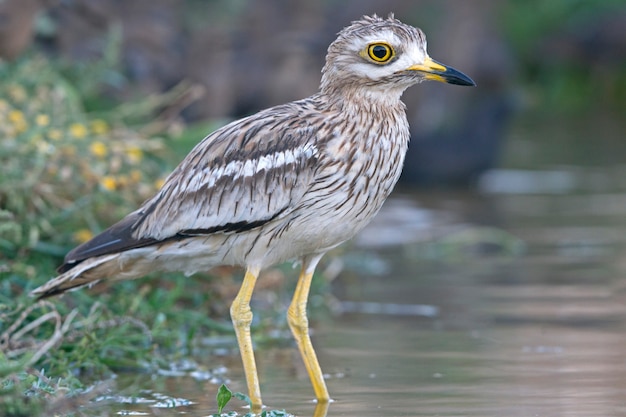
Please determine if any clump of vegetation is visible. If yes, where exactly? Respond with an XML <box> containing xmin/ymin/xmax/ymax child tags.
<box><xmin>0</xmin><ymin>55</ymin><xmax>169</xmax><ymax>256</ymax></box>
<box><xmin>0</xmin><ymin>53</ymin><xmax>239</xmax><ymax>416</ymax></box>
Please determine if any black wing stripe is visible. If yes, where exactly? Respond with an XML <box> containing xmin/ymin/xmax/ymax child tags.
<box><xmin>58</xmin><ymin>206</ymin><xmax>288</xmax><ymax>274</ymax></box>
<box><xmin>177</xmin><ymin>206</ymin><xmax>287</xmax><ymax>236</ymax></box>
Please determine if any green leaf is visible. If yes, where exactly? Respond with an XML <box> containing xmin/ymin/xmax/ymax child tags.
<box><xmin>216</xmin><ymin>384</ymin><xmax>232</xmax><ymax>414</ymax></box>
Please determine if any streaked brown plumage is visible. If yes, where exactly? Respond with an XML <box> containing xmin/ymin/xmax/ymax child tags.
<box><xmin>32</xmin><ymin>14</ymin><xmax>474</xmax><ymax>411</ymax></box>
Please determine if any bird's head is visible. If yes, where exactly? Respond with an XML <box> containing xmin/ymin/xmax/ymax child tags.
<box><xmin>320</xmin><ymin>14</ymin><xmax>475</xmax><ymax>99</ymax></box>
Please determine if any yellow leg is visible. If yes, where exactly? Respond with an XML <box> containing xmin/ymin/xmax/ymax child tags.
<box><xmin>287</xmin><ymin>253</ymin><xmax>330</xmax><ymax>403</ymax></box>
<box><xmin>230</xmin><ymin>266</ymin><xmax>263</xmax><ymax>412</ymax></box>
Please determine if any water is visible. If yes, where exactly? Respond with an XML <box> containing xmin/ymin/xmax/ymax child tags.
<box><xmin>87</xmin><ymin>114</ymin><xmax>626</xmax><ymax>416</ymax></box>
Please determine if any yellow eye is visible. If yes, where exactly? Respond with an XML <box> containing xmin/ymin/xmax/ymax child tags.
<box><xmin>366</xmin><ymin>42</ymin><xmax>393</xmax><ymax>63</ymax></box>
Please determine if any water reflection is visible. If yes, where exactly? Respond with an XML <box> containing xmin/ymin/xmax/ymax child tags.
<box><xmin>313</xmin><ymin>186</ymin><xmax>626</xmax><ymax>416</ymax></box>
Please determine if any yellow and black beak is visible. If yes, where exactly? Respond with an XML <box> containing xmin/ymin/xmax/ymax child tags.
<box><xmin>407</xmin><ymin>56</ymin><xmax>476</xmax><ymax>86</ymax></box>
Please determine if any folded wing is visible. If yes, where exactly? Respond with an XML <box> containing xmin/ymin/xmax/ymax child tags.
<box><xmin>60</xmin><ymin>104</ymin><xmax>321</xmax><ymax>272</ymax></box>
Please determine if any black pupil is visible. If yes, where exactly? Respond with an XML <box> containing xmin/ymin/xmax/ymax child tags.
<box><xmin>372</xmin><ymin>45</ymin><xmax>388</xmax><ymax>59</ymax></box>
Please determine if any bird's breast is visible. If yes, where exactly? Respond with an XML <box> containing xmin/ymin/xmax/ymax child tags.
<box><xmin>283</xmin><ymin>108</ymin><xmax>410</xmax><ymax>249</ymax></box>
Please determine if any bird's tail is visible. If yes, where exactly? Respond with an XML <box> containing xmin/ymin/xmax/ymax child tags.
<box><xmin>30</xmin><ymin>253</ymin><xmax>128</xmax><ymax>299</ymax></box>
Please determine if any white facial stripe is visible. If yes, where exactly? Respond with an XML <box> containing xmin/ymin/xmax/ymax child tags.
<box><xmin>358</xmin><ymin>29</ymin><xmax>401</xmax><ymax>49</ymax></box>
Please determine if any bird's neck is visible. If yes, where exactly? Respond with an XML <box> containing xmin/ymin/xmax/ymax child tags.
<box><xmin>317</xmin><ymin>84</ymin><xmax>408</xmax><ymax>116</ymax></box>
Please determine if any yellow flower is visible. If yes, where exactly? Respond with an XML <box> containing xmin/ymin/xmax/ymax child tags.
<box><xmin>48</xmin><ymin>128</ymin><xmax>63</xmax><ymax>141</ymax></box>
<box><xmin>100</xmin><ymin>175</ymin><xmax>117</xmax><ymax>191</ymax></box>
<box><xmin>125</xmin><ymin>146</ymin><xmax>143</xmax><ymax>163</ymax></box>
<box><xmin>73</xmin><ymin>229</ymin><xmax>94</xmax><ymax>243</ymax></box>
<box><xmin>8</xmin><ymin>111</ymin><xmax>27</xmax><ymax>134</ymax></box>
<box><xmin>154</xmin><ymin>177</ymin><xmax>166</xmax><ymax>190</ymax></box>
<box><xmin>89</xmin><ymin>141</ymin><xmax>108</xmax><ymax>158</ymax></box>
<box><xmin>8</xmin><ymin>110</ymin><xmax>25</xmax><ymax>124</ymax></box>
<box><xmin>69</xmin><ymin>123</ymin><xmax>88</xmax><ymax>139</ymax></box>
<box><xmin>90</xmin><ymin>119</ymin><xmax>109</xmax><ymax>135</ymax></box>
<box><xmin>35</xmin><ymin>114</ymin><xmax>50</xmax><ymax>127</ymax></box>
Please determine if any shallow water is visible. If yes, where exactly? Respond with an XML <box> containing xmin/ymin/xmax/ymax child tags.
<box><xmin>88</xmin><ymin>114</ymin><xmax>626</xmax><ymax>416</ymax></box>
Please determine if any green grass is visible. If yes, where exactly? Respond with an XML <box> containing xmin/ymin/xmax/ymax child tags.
<box><xmin>0</xmin><ymin>53</ymin><xmax>239</xmax><ymax>416</ymax></box>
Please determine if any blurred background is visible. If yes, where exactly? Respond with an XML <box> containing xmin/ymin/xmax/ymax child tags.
<box><xmin>1</xmin><ymin>0</ymin><xmax>624</xmax><ymax>186</ymax></box>
<box><xmin>1</xmin><ymin>1</ymin><xmax>626</xmax><ymax>416</ymax></box>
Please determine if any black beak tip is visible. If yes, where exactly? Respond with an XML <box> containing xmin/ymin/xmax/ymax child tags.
<box><xmin>444</xmin><ymin>67</ymin><xmax>476</xmax><ymax>87</ymax></box>
<box><xmin>449</xmin><ymin>76</ymin><xmax>476</xmax><ymax>87</ymax></box>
